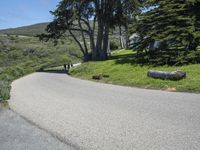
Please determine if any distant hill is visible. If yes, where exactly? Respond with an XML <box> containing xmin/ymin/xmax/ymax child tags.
<box><xmin>0</xmin><ymin>23</ymin><xmax>49</xmax><ymax>36</ymax></box>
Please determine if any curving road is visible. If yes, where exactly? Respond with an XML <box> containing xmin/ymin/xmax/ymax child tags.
<box><xmin>10</xmin><ymin>72</ymin><xmax>200</xmax><ymax>150</ymax></box>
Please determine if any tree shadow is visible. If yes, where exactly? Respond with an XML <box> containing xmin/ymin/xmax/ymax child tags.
<box><xmin>37</xmin><ymin>69</ymin><xmax>68</xmax><ymax>74</ymax></box>
<box><xmin>109</xmin><ymin>51</ymin><xmax>164</xmax><ymax>67</ymax></box>
<box><xmin>109</xmin><ymin>53</ymin><xmax>141</xmax><ymax>66</ymax></box>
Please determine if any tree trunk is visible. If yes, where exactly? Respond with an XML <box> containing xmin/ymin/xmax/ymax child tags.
<box><xmin>92</xmin><ymin>0</ymin><xmax>102</xmax><ymax>60</ymax></box>
<box><xmin>78</xmin><ymin>19</ymin><xmax>88</xmax><ymax>55</ymax></box>
<box><xmin>100</xmin><ymin>22</ymin><xmax>110</xmax><ymax>60</ymax></box>
<box><xmin>119</xmin><ymin>26</ymin><xmax>124</xmax><ymax>49</ymax></box>
<box><xmin>80</xmin><ymin>18</ymin><xmax>95</xmax><ymax>60</ymax></box>
<box><xmin>69</xmin><ymin>30</ymin><xmax>89</xmax><ymax>61</ymax></box>
<box><xmin>89</xmin><ymin>30</ymin><xmax>95</xmax><ymax>54</ymax></box>
<box><xmin>90</xmin><ymin>17</ymin><xmax>96</xmax><ymax>54</ymax></box>
<box><xmin>94</xmin><ymin>17</ymin><xmax>104</xmax><ymax>60</ymax></box>
<box><xmin>147</xmin><ymin>70</ymin><xmax>186</xmax><ymax>81</ymax></box>
<box><xmin>93</xmin><ymin>0</ymin><xmax>112</xmax><ymax>60</ymax></box>
<box><xmin>125</xmin><ymin>24</ymin><xmax>129</xmax><ymax>49</ymax></box>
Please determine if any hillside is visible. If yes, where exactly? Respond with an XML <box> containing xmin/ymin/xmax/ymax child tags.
<box><xmin>0</xmin><ymin>21</ymin><xmax>122</xmax><ymax>38</ymax></box>
<box><xmin>0</xmin><ymin>23</ymin><xmax>48</xmax><ymax>36</ymax></box>
<box><xmin>0</xmin><ymin>33</ymin><xmax>82</xmax><ymax>101</ymax></box>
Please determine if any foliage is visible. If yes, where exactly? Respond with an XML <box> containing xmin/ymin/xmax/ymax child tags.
<box><xmin>71</xmin><ymin>50</ymin><xmax>200</xmax><ymax>92</ymax></box>
<box><xmin>0</xmin><ymin>80</ymin><xmax>11</xmax><ymax>101</ymax></box>
<box><xmin>0</xmin><ymin>34</ymin><xmax>82</xmax><ymax>101</ymax></box>
<box><xmin>43</xmin><ymin>0</ymin><xmax>142</xmax><ymax>61</ymax></box>
<box><xmin>131</xmin><ymin>0</ymin><xmax>200</xmax><ymax>65</ymax></box>
<box><xmin>135</xmin><ymin>48</ymin><xmax>200</xmax><ymax>66</ymax></box>
<box><xmin>110</xmin><ymin>40</ymin><xmax>119</xmax><ymax>51</ymax></box>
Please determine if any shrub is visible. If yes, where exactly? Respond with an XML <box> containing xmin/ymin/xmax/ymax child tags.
<box><xmin>0</xmin><ymin>80</ymin><xmax>11</xmax><ymax>101</ymax></box>
<box><xmin>110</xmin><ymin>41</ymin><xmax>119</xmax><ymax>51</ymax></box>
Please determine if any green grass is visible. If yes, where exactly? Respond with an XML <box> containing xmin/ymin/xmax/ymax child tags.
<box><xmin>71</xmin><ymin>49</ymin><xmax>200</xmax><ymax>93</ymax></box>
<box><xmin>0</xmin><ymin>34</ymin><xmax>82</xmax><ymax>101</ymax></box>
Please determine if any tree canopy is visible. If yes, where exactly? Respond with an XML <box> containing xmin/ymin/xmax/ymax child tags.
<box><xmin>42</xmin><ymin>0</ymin><xmax>142</xmax><ymax>61</ymax></box>
<box><xmin>131</xmin><ymin>0</ymin><xmax>200</xmax><ymax>65</ymax></box>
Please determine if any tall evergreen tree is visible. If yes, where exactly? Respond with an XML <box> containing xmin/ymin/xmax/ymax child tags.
<box><xmin>132</xmin><ymin>0</ymin><xmax>200</xmax><ymax>65</ymax></box>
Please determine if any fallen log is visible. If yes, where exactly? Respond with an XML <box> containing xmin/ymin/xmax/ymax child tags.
<box><xmin>147</xmin><ymin>70</ymin><xmax>186</xmax><ymax>81</ymax></box>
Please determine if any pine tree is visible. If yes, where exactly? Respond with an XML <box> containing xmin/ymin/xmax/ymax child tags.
<box><xmin>132</xmin><ymin>0</ymin><xmax>200</xmax><ymax>65</ymax></box>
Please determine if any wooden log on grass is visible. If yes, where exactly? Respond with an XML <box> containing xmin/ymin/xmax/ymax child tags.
<box><xmin>147</xmin><ymin>70</ymin><xmax>186</xmax><ymax>81</ymax></box>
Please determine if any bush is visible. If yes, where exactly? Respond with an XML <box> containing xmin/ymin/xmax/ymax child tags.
<box><xmin>0</xmin><ymin>80</ymin><xmax>11</xmax><ymax>101</ymax></box>
<box><xmin>0</xmin><ymin>67</ymin><xmax>25</xmax><ymax>81</ymax></box>
<box><xmin>0</xmin><ymin>66</ymin><xmax>30</xmax><ymax>101</ymax></box>
<box><xmin>110</xmin><ymin>41</ymin><xmax>119</xmax><ymax>51</ymax></box>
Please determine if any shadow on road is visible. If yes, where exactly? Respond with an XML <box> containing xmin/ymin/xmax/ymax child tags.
<box><xmin>37</xmin><ymin>70</ymin><xmax>68</xmax><ymax>74</ymax></box>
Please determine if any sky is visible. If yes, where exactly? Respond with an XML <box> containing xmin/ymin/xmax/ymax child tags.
<box><xmin>0</xmin><ymin>0</ymin><xmax>60</xmax><ymax>29</ymax></box>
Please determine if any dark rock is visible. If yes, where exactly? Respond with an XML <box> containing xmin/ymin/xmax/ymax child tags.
<box><xmin>92</xmin><ymin>75</ymin><xmax>103</xmax><ymax>80</ymax></box>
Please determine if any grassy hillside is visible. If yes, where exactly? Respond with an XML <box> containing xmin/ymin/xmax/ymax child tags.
<box><xmin>71</xmin><ymin>50</ymin><xmax>200</xmax><ymax>93</ymax></box>
<box><xmin>0</xmin><ymin>22</ymin><xmax>124</xmax><ymax>49</ymax></box>
<box><xmin>0</xmin><ymin>23</ymin><xmax>48</xmax><ymax>36</ymax></box>
<box><xmin>0</xmin><ymin>34</ymin><xmax>82</xmax><ymax>101</ymax></box>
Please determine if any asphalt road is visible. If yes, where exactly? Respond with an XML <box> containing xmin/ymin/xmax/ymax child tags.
<box><xmin>9</xmin><ymin>72</ymin><xmax>200</xmax><ymax>150</ymax></box>
<box><xmin>0</xmin><ymin>108</ymin><xmax>75</xmax><ymax>150</ymax></box>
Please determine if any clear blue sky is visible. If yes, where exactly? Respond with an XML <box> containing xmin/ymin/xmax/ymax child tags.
<box><xmin>0</xmin><ymin>0</ymin><xmax>60</xmax><ymax>29</ymax></box>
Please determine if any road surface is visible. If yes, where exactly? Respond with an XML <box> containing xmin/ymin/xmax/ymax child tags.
<box><xmin>9</xmin><ymin>72</ymin><xmax>200</xmax><ymax>150</ymax></box>
<box><xmin>0</xmin><ymin>108</ymin><xmax>75</xmax><ymax>150</ymax></box>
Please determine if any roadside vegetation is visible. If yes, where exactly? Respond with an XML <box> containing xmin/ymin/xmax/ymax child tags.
<box><xmin>1</xmin><ymin>0</ymin><xmax>200</xmax><ymax>99</ymax></box>
<box><xmin>0</xmin><ymin>34</ymin><xmax>82</xmax><ymax>101</ymax></box>
<box><xmin>71</xmin><ymin>50</ymin><xmax>200</xmax><ymax>93</ymax></box>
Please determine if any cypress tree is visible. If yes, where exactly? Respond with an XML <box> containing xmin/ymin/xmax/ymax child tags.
<box><xmin>132</xmin><ymin>0</ymin><xmax>200</xmax><ymax>65</ymax></box>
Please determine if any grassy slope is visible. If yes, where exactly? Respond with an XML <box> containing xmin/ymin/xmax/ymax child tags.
<box><xmin>71</xmin><ymin>50</ymin><xmax>200</xmax><ymax>93</ymax></box>
<box><xmin>0</xmin><ymin>34</ymin><xmax>82</xmax><ymax>101</ymax></box>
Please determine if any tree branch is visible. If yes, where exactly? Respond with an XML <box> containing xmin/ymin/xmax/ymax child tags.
<box><xmin>78</xmin><ymin>18</ymin><xmax>88</xmax><ymax>54</ymax></box>
<box><xmin>69</xmin><ymin>29</ymin><xmax>85</xmax><ymax>55</ymax></box>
